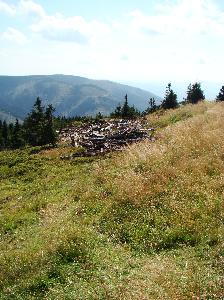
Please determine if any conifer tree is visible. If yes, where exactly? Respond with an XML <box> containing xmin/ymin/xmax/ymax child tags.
<box><xmin>216</xmin><ymin>85</ymin><xmax>224</xmax><ymax>101</ymax></box>
<box><xmin>24</xmin><ymin>97</ymin><xmax>45</xmax><ymax>146</ymax></box>
<box><xmin>186</xmin><ymin>82</ymin><xmax>205</xmax><ymax>104</ymax></box>
<box><xmin>24</xmin><ymin>97</ymin><xmax>57</xmax><ymax>146</ymax></box>
<box><xmin>2</xmin><ymin>120</ymin><xmax>8</xmax><ymax>148</ymax></box>
<box><xmin>129</xmin><ymin>105</ymin><xmax>140</xmax><ymax>118</ymax></box>
<box><xmin>111</xmin><ymin>104</ymin><xmax>122</xmax><ymax>118</ymax></box>
<box><xmin>121</xmin><ymin>94</ymin><xmax>129</xmax><ymax>117</ymax></box>
<box><xmin>110</xmin><ymin>94</ymin><xmax>140</xmax><ymax>119</ymax></box>
<box><xmin>7</xmin><ymin>123</ymin><xmax>14</xmax><ymax>148</ymax></box>
<box><xmin>42</xmin><ymin>104</ymin><xmax>57</xmax><ymax>146</ymax></box>
<box><xmin>144</xmin><ymin>98</ymin><xmax>158</xmax><ymax>115</ymax></box>
<box><xmin>12</xmin><ymin>119</ymin><xmax>24</xmax><ymax>149</ymax></box>
<box><xmin>161</xmin><ymin>83</ymin><xmax>178</xmax><ymax>109</ymax></box>
<box><xmin>0</xmin><ymin>120</ymin><xmax>3</xmax><ymax>149</ymax></box>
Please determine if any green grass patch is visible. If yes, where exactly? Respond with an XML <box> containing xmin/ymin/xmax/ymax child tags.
<box><xmin>0</xmin><ymin>102</ymin><xmax>224</xmax><ymax>299</ymax></box>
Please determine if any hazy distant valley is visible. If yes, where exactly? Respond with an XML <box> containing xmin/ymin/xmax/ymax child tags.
<box><xmin>0</xmin><ymin>75</ymin><xmax>161</xmax><ymax>122</ymax></box>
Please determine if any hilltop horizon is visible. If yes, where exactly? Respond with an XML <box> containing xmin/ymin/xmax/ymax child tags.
<box><xmin>0</xmin><ymin>74</ymin><xmax>161</xmax><ymax>122</ymax></box>
<box><xmin>1</xmin><ymin>72</ymin><xmax>223</xmax><ymax>100</ymax></box>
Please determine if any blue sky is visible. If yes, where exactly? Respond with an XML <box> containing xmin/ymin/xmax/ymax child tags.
<box><xmin>1</xmin><ymin>0</ymin><xmax>224</xmax><ymax>93</ymax></box>
<box><xmin>2</xmin><ymin>0</ymin><xmax>159</xmax><ymax>21</ymax></box>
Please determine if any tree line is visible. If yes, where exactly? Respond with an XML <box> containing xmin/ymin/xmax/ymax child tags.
<box><xmin>143</xmin><ymin>82</ymin><xmax>224</xmax><ymax>113</ymax></box>
<box><xmin>0</xmin><ymin>97</ymin><xmax>56</xmax><ymax>150</ymax></box>
<box><xmin>145</xmin><ymin>82</ymin><xmax>206</xmax><ymax>113</ymax></box>
<box><xmin>111</xmin><ymin>81</ymin><xmax>224</xmax><ymax>118</ymax></box>
<box><xmin>1</xmin><ymin>82</ymin><xmax>224</xmax><ymax>151</ymax></box>
<box><xmin>111</xmin><ymin>82</ymin><xmax>208</xmax><ymax>118</ymax></box>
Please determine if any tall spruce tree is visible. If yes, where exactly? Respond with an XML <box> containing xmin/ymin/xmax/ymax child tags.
<box><xmin>2</xmin><ymin>120</ymin><xmax>8</xmax><ymax>148</ymax></box>
<box><xmin>0</xmin><ymin>120</ymin><xmax>3</xmax><ymax>149</ymax></box>
<box><xmin>12</xmin><ymin>119</ymin><xmax>24</xmax><ymax>149</ymax></box>
<box><xmin>216</xmin><ymin>85</ymin><xmax>224</xmax><ymax>102</ymax></box>
<box><xmin>42</xmin><ymin>104</ymin><xmax>57</xmax><ymax>146</ymax></box>
<box><xmin>186</xmin><ymin>82</ymin><xmax>205</xmax><ymax>104</ymax></box>
<box><xmin>161</xmin><ymin>83</ymin><xmax>178</xmax><ymax>109</ymax></box>
<box><xmin>110</xmin><ymin>94</ymin><xmax>140</xmax><ymax>119</ymax></box>
<box><xmin>121</xmin><ymin>94</ymin><xmax>129</xmax><ymax>117</ymax></box>
<box><xmin>24</xmin><ymin>97</ymin><xmax>45</xmax><ymax>146</ymax></box>
<box><xmin>7</xmin><ymin>123</ymin><xmax>14</xmax><ymax>148</ymax></box>
<box><xmin>24</xmin><ymin>97</ymin><xmax>57</xmax><ymax>146</ymax></box>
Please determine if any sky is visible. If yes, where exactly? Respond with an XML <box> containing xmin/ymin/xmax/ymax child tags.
<box><xmin>1</xmin><ymin>0</ymin><xmax>224</xmax><ymax>97</ymax></box>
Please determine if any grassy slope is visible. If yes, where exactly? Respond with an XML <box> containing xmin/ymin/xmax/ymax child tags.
<box><xmin>0</xmin><ymin>102</ymin><xmax>224</xmax><ymax>299</ymax></box>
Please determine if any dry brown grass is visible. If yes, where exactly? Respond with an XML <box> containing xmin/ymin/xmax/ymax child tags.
<box><xmin>91</xmin><ymin>102</ymin><xmax>224</xmax><ymax>299</ymax></box>
<box><xmin>101</xmin><ymin>102</ymin><xmax>224</xmax><ymax>207</ymax></box>
<box><xmin>146</xmin><ymin>101</ymin><xmax>210</xmax><ymax>128</ymax></box>
<box><xmin>1</xmin><ymin>102</ymin><xmax>224</xmax><ymax>299</ymax></box>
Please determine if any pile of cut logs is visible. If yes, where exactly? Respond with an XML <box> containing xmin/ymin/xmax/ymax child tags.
<box><xmin>59</xmin><ymin>119</ymin><xmax>154</xmax><ymax>157</ymax></box>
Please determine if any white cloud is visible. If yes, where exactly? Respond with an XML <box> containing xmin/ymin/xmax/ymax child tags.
<box><xmin>18</xmin><ymin>0</ymin><xmax>46</xmax><ymax>18</ymax></box>
<box><xmin>2</xmin><ymin>27</ymin><xmax>28</xmax><ymax>44</ymax></box>
<box><xmin>0</xmin><ymin>0</ymin><xmax>16</xmax><ymax>15</ymax></box>
<box><xmin>113</xmin><ymin>0</ymin><xmax>224</xmax><ymax>81</ymax></box>
<box><xmin>30</xmin><ymin>13</ymin><xmax>110</xmax><ymax>44</ymax></box>
<box><xmin>128</xmin><ymin>0</ymin><xmax>224</xmax><ymax>37</ymax></box>
<box><xmin>1</xmin><ymin>0</ymin><xmax>224</xmax><ymax>83</ymax></box>
<box><xmin>5</xmin><ymin>0</ymin><xmax>110</xmax><ymax>44</ymax></box>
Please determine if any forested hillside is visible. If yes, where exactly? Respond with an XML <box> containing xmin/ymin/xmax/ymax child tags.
<box><xmin>0</xmin><ymin>75</ymin><xmax>160</xmax><ymax>119</ymax></box>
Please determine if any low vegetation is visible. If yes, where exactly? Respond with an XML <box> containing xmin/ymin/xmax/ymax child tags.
<box><xmin>0</xmin><ymin>101</ymin><xmax>224</xmax><ymax>299</ymax></box>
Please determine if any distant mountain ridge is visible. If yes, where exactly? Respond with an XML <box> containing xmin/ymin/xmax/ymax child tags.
<box><xmin>0</xmin><ymin>75</ymin><xmax>161</xmax><ymax>120</ymax></box>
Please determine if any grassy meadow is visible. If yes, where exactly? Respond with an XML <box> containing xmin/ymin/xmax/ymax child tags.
<box><xmin>0</xmin><ymin>101</ymin><xmax>224</xmax><ymax>299</ymax></box>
